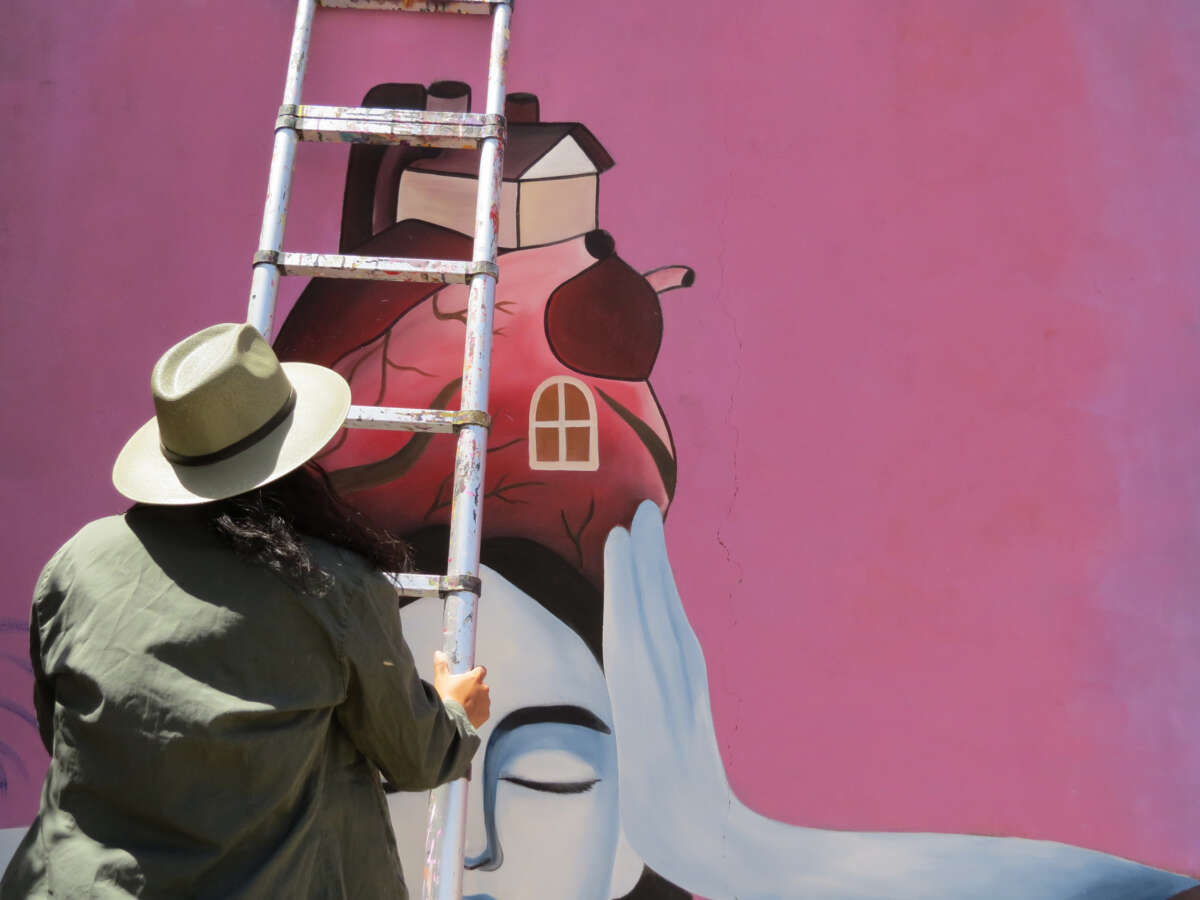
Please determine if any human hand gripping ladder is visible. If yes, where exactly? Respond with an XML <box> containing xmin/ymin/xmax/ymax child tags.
<box><xmin>244</xmin><ymin>2</ymin><xmax>512</xmax><ymax>898</ymax></box>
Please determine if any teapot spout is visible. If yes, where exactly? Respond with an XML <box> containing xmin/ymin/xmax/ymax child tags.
<box><xmin>643</xmin><ymin>265</ymin><xmax>695</xmax><ymax>295</ymax></box>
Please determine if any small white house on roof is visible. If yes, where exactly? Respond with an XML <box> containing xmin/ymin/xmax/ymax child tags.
<box><xmin>396</xmin><ymin>95</ymin><xmax>616</xmax><ymax>249</ymax></box>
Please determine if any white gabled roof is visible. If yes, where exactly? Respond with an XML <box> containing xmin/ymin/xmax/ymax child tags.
<box><xmin>523</xmin><ymin>136</ymin><xmax>598</xmax><ymax>179</ymax></box>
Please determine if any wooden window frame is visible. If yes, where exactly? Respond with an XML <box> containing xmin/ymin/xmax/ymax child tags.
<box><xmin>528</xmin><ymin>376</ymin><xmax>600</xmax><ymax>471</ymax></box>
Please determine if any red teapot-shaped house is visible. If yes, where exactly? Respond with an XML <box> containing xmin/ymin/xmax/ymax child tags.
<box><xmin>275</xmin><ymin>83</ymin><xmax>694</xmax><ymax>584</ymax></box>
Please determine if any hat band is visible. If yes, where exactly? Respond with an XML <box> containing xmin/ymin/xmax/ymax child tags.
<box><xmin>161</xmin><ymin>390</ymin><xmax>298</xmax><ymax>467</ymax></box>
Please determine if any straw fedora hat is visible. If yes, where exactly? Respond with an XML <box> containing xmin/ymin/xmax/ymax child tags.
<box><xmin>113</xmin><ymin>323</ymin><xmax>351</xmax><ymax>505</ymax></box>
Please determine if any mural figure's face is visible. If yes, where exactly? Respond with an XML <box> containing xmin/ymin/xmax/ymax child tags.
<box><xmin>389</xmin><ymin>566</ymin><xmax>627</xmax><ymax>900</ymax></box>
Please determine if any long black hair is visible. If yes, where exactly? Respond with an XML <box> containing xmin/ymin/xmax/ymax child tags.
<box><xmin>206</xmin><ymin>463</ymin><xmax>411</xmax><ymax>596</ymax></box>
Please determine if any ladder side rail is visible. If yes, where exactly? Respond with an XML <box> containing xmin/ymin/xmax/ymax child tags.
<box><xmin>247</xmin><ymin>0</ymin><xmax>318</xmax><ymax>337</ymax></box>
<box><xmin>423</xmin><ymin>3</ymin><xmax>512</xmax><ymax>899</ymax></box>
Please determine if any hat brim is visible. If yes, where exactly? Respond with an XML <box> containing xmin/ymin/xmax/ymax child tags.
<box><xmin>112</xmin><ymin>363</ymin><xmax>352</xmax><ymax>505</ymax></box>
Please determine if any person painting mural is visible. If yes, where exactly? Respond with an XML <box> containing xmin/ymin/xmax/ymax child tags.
<box><xmin>0</xmin><ymin>323</ymin><xmax>490</xmax><ymax>899</ymax></box>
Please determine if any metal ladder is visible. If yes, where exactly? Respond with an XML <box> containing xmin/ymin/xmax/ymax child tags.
<box><xmin>244</xmin><ymin>2</ymin><xmax>512</xmax><ymax>898</ymax></box>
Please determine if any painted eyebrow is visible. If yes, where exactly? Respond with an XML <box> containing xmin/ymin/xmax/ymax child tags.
<box><xmin>490</xmin><ymin>704</ymin><xmax>612</xmax><ymax>740</ymax></box>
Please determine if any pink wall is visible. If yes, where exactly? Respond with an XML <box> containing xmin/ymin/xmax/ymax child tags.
<box><xmin>2</xmin><ymin>0</ymin><xmax>1197</xmax><ymax>877</ymax></box>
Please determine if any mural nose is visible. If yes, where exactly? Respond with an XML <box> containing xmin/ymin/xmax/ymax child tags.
<box><xmin>463</xmin><ymin>774</ymin><xmax>500</xmax><ymax>871</ymax></box>
<box><xmin>463</xmin><ymin>844</ymin><xmax>502</xmax><ymax>872</ymax></box>
<box><xmin>504</xmin><ymin>91</ymin><xmax>539</xmax><ymax>123</ymax></box>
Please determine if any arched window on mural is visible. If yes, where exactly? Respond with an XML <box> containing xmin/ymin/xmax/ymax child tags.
<box><xmin>529</xmin><ymin>376</ymin><xmax>599</xmax><ymax>471</ymax></box>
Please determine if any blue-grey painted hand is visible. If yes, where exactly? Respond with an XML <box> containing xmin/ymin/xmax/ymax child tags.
<box><xmin>602</xmin><ymin>500</ymin><xmax>1198</xmax><ymax>900</ymax></box>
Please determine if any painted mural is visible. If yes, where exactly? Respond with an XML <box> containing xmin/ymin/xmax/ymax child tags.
<box><xmin>3</xmin><ymin>4</ymin><xmax>1200</xmax><ymax>895</ymax></box>
<box><xmin>272</xmin><ymin>83</ymin><xmax>1199</xmax><ymax>900</ymax></box>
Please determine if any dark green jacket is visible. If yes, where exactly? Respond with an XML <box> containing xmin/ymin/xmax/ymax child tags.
<box><xmin>1</xmin><ymin>506</ymin><xmax>478</xmax><ymax>899</ymax></box>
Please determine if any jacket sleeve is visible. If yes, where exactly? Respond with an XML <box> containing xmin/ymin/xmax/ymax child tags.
<box><xmin>29</xmin><ymin>607</ymin><xmax>54</xmax><ymax>755</ymax></box>
<box><xmin>30</xmin><ymin>544</ymin><xmax>69</xmax><ymax>755</ymax></box>
<box><xmin>335</xmin><ymin>569</ymin><xmax>480</xmax><ymax>791</ymax></box>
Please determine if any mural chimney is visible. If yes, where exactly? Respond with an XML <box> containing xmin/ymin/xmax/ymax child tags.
<box><xmin>427</xmin><ymin>80</ymin><xmax>471</xmax><ymax>113</ymax></box>
<box><xmin>505</xmin><ymin>92</ymin><xmax>539</xmax><ymax>123</ymax></box>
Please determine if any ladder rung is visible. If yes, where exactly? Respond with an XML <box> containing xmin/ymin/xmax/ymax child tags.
<box><xmin>386</xmin><ymin>572</ymin><xmax>483</xmax><ymax>598</ymax></box>
<box><xmin>279</xmin><ymin>104</ymin><xmax>504</xmax><ymax>149</ymax></box>
<box><xmin>319</xmin><ymin>0</ymin><xmax>499</xmax><ymax>12</ymax></box>
<box><xmin>345</xmin><ymin>405</ymin><xmax>491</xmax><ymax>433</ymax></box>
<box><xmin>254</xmin><ymin>250</ymin><xmax>497</xmax><ymax>284</ymax></box>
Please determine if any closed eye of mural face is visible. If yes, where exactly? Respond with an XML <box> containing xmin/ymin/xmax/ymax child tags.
<box><xmin>388</xmin><ymin>555</ymin><xmax>641</xmax><ymax>900</ymax></box>
<box><xmin>273</xmin><ymin>83</ymin><xmax>1199</xmax><ymax>900</ymax></box>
